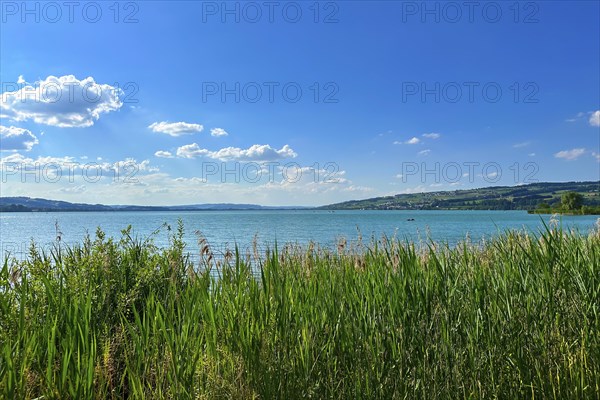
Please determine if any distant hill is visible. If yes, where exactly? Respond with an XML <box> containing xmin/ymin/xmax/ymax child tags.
<box><xmin>0</xmin><ymin>197</ymin><xmax>114</xmax><ymax>212</ymax></box>
<box><xmin>0</xmin><ymin>197</ymin><xmax>308</xmax><ymax>212</ymax></box>
<box><xmin>319</xmin><ymin>181</ymin><xmax>600</xmax><ymax>211</ymax></box>
<box><xmin>2</xmin><ymin>182</ymin><xmax>599</xmax><ymax>212</ymax></box>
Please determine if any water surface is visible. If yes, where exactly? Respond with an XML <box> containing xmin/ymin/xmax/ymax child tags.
<box><xmin>1</xmin><ymin>210</ymin><xmax>597</xmax><ymax>259</ymax></box>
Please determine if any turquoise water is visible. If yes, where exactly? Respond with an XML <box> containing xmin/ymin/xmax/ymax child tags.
<box><xmin>1</xmin><ymin>210</ymin><xmax>598</xmax><ymax>259</ymax></box>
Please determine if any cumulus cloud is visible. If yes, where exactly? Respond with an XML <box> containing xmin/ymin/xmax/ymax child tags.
<box><xmin>393</xmin><ymin>137</ymin><xmax>420</xmax><ymax>145</ymax></box>
<box><xmin>0</xmin><ymin>151</ymin><xmax>374</xmax><ymax>206</ymax></box>
<box><xmin>566</xmin><ymin>110</ymin><xmax>600</xmax><ymax>125</ymax></box>
<box><xmin>210</xmin><ymin>128</ymin><xmax>228</xmax><ymax>137</ymax></box>
<box><xmin>0</xmin><ymin>126</ymin><xmax>39</xmax><ymax>151</ymax></box>
<box><xmin>418</xmin><ymin>149</ymin><xmax>431</xmax><ymax>156</ymax></box>
<box><xmin>590</xmin><ymin>110</ymin><xmax>600</xmax><ymax>127</ymax></box>
<box><xmin>154</xmin><ymin>150</ymin><xmax>174</xmax><ymax>158</ymax></box>
<box><xmin>210</xmin><ymin>145</ymin><xmax>297</xmax><ymax>161</ymax></box>
<box><xmin>0</xmin><ymin>153</ymin><xmax>77</xmax><ymax>167</ymax></box>
<box><xmin>277</xmin><ymin>166</ymin><xmax>348</xmax><ymax>185</ymax></box>
<box><xmin>1</xmin><ymin>75</ymin><xmax>123</xmax><ymax>127</ymax></box>
<box><xmin>177</xmin><ymin>143</ymin><xmax>297</xmax><ymax>161</ymax></box>
<box><xmin>422</xmin><ymin>133</ymin><xmax>440</xmax><ymax>139</ymax></box>
<box><xmin>176</xmin><ymin>143</ymin><xmax>209</xmax><ymax>159</ymax></box>
<box><xmin>148</xmin><ymin>121</ymin><xmax>203</xmax><ymax>136</ymax></box>
<box><xmin>0</xmin><ymin>153</ymin><xmax>158</xmax><ymax>178</ymax></box>
<box><xmin>554</xmin><ymin>148</ymin><xmax>586</xmax><ymax>160</ymax></box>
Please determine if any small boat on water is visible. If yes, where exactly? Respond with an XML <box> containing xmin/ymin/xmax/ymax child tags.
<box><xmin>407</xmin><ymin>218</ymin><xmax>415</xmax><ymax>221</ymax></box>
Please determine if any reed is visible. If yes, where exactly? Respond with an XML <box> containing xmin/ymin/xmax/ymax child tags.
<box><xmin>1</xmin><ymin>220</ymin><xmax>598</xmax><ymax>399</ymax></box>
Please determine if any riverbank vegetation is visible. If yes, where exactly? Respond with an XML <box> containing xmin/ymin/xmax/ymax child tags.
<box><xmin>1</xmin><ymin>221</ymin><xmax>599</xmax><ymax>399</ymax></box>
<box><xmin>530</xmin><ymin>191</ymin><xmax>600</xmax><ymax>215</ymax></box>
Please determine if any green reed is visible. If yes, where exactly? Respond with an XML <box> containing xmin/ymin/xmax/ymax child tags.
<box><xmin>1</xmin><ymin>220</ymin><xmax>598</xmax><ymax>399</ymax></box>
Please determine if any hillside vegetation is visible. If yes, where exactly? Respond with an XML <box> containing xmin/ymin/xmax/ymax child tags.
<box><xmin>320</xmin><ymin>181</ymin><xmax>600</xmax><ymax>211</ymax></box>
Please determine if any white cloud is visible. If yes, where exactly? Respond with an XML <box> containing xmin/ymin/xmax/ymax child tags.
<box><xmin>554</xmin><ymin>148</ymin><xmax>586</xmax><ymax>161</ymax></box>
<box><xmin>148</xmin><ymin>121</ymin><xmax>203</xmax><ymax>137</ymax></box>
<box><xmin>418</xmin><ymin>149</ymin><xmax>431</xmax><ymax>156</ymax></box>
<box><xmin>0</xmin><ymin>152</ymin><xmax>377</xmax><ymax>206</ymax></box>
<box><xmin>566</xmin><ymin>111</ymin><xmax>600</xmax><ymax>126</ymax></box>
<box><xmin>513</xmin><ymin>141</ymin><xmax>531</xmax><ymax>148</ymax></box>
<box><xmin>211</xmin><ymin>144</ymin><xmax>297</xmax><ymax>161</ymax></box>
<box><xmin>154</xmin><ymin>150</ymin><xmax>174</xmax><ymax>158</ymax></box>
<box><xmin>210</xmin><ymin>128</ymin><xmax>228</xmax><ymax>137</ymax></box>
<box><xmin>0</xmin><ymin>153</ymin><xmax>158</xmax><ymax>177</ymax></box>
<box><xmin>276</xmin><ymin>166</ymin><xmax>348</xmax><ymax>185</ymax></box>
<box><xmin>592</xmin><ymin>152</ymin><xmax>600</xmax><ymax>162</ymax></box>
<box><xmin>1</xmin><ymin>75</ymin><xmax>123</xmax><ymax>128</ymax></box>
<box><xmin>590</xmin><ymin>110</ymin><xmax>600</xmax><ymax>127</ymax></box>
<box><xmin>174</xmin><ymin>176</ymin><xmax>208</xmax><ymax>184</ymax></box>
<box><xmin>0</xmin><ymin>126</ymin><xmax>39</xmax><ymax>151</ymax></box>
<box><xmin>59</xmin><ymin>185</ymin><xmax>87</xmax><ymax>194</ymax></box>
<box><xmin>422</xmin><ymin>133</ymin><xmax>440</xmax><ymax>139</ymax></box>
<box><xmin>528</xmin><ymin>153</ymin><xmax>536</xmax><ymax>157</ymax></box>
<box><xmin>176</xmin><ymin>143</ymin><xmax>209</xmax><ymax>159</ymax></box>
<box><xmin>17</xmin><ymin>75</ymin><xmax>26</xmax><ymax>84</ymax></box>
<box><xmin>341</xmin><ymin>185</ymin><xmax>373</xmax><ymax>193</ymax></box>
<box><xmin>176</xmin><ymin>143</ymin><xmax>297</xmax><ymax>161</ymax></box>
<box><xmin>398</xmin><ymin>185</ymin><xmax>427</xmax><ymax>194</ymax></box>
<box><xmin>393</xmin><ymin>137</ymin><xmax>421</xmax><ymax>145</ymax></box>
<box><xmin>565</xmin><ymin>112</ymin><xmax>585</xmax><ymax>122</ymax></box>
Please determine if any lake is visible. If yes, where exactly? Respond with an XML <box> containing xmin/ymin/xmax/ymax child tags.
<box><xmin>1</xmin><ymin>210</ymin><xmax>598</xmax><ymax>260</ymax></box>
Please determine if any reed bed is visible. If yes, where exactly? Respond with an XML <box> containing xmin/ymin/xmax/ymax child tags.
<box><xmin>1</xmin><ymin>221</ymin><xmax>599</xmax><ymax>399</ymax></box>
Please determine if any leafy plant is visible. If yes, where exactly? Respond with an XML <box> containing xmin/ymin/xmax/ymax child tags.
<box><xmin>1</xmin><ymin>221</ymin><xmax>599</xmax><ymax>398</ymax></box>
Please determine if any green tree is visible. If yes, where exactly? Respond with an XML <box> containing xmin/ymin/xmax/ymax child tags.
<box><xmin>561</xmin><ymin>192</ymin><xmax>583</xmax><ymax>211</ymax></box>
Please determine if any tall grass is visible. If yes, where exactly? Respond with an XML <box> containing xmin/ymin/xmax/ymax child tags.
<box><xmin>1</xmin><ymin>220</ymin><xmax>598</xmax><ymax>399</ymax></box>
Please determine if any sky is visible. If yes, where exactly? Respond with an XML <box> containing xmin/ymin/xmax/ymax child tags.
<box><xmin>0</xmin><ymin>0</ymin><xmax>599</xmax><ymax>206</ymax></box>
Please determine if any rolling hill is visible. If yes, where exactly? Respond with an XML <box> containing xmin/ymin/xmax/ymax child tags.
<box><xmin>319</xmin><ymin>181</ymin><xmax>600</xmax><ymax>210</ymax></box>
<box><xmin>1</xmin><ymin>181</ymin><xmax>599</xmax><ymax>212</ymax></box>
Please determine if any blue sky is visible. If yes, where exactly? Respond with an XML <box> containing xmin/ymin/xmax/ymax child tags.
<box><xmin>1</xmin><ymin>1</ymin><xmax>599</xmax><ymax>206</ymax></box>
